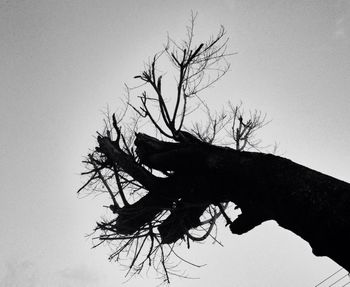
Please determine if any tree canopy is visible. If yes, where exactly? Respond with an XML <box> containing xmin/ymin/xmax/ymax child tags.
<box><xmin>79</xmin><ymin>16</ymin><xmax>350</xmax><ymax>283</ymax></box>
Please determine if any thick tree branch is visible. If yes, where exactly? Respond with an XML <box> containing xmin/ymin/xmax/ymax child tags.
<box><xmin>133</xmin><ymin>134</ymin><xmax>350</xmax><ymax>271</ymax></box>
<box><xmin>97</xmin><ymin>136</ymin><xmax>158</xmax><ymax>190</ymax></box>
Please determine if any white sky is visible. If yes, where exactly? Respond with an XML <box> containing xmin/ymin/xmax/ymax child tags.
<box><xmin>0</xmin><ymin>1</ymin><xmax>349</xmax><ymax>286</ymax></box>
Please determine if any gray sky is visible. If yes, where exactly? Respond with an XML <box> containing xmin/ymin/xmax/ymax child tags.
<box><xmin>1</xmin><ymin>1</ymin><xmax>349</xmax><ymax>286</ymax></box>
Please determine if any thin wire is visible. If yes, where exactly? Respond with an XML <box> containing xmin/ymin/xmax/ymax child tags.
<box><xmin>315</xmin><ymin>268</ymin><xmax>344</xmax><ymax>287</ymax></box>
<box><xmin>328</xmin><ymin>274</ymin><xmax>350</xmax><ymax>287</ymax></box>
<box><xmin>340</xmin><ymin>280</ymin><xmax>350</xmax><ymax>287</ymax></box>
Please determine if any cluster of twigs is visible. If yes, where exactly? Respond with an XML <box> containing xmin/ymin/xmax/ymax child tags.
<box><xmin>131</xmin><ymin>13</ymin><xmax>232</xmax><ymax>141</ymax></box>
<box><xmin>79</xmin><ymin>15</ymin><xmax>268</xmax><ymax>284</ymax></box>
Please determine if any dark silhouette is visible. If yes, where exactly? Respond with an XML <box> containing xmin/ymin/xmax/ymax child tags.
<box><xmin>80</xmin><ymin>15</ymin><xmax>349</xmax><ymax>283</ymax></box>
<box><xmin>97</xmin><ymin>133</ymin><xmax>350</xmax><ymax>273</ymax></box>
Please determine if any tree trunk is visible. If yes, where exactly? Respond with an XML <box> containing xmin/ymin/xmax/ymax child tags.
<box><xmin>98</xmin><ymin>133</ymin><xmax>350</xmax><ymax>271</ymax></box>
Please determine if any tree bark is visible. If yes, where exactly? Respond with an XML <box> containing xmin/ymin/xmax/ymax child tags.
<box><xmin>98</xmin><ymin>133</ymin><xmax>350</xmax><ymax>271</ymax></box>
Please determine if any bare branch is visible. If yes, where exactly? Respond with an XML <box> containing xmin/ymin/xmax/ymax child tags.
<box><xmin>79</xmin><ymin>14</ymin><xmax>271</xmax><ymax>283</ymax></box>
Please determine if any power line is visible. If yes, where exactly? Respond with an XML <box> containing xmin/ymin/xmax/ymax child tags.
<box><xmin>315</xmin><ymin>268</ymin><xmax>344</xmax><ymax>287</ymax></box>
<box><xmin>328</xmin><ymin>274</ymin><xmax>350</xmax><ymax>287</ymax></box>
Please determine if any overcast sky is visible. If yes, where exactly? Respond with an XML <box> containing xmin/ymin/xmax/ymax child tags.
<box><xmin>1</xmin><ymin>1</ymin><xmax>349</xmax><ymax>286</ymax></box>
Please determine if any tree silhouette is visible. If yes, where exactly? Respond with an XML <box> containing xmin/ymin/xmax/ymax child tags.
<box><xmin>79</xmin><ymin>16</ymin><xmax>350</xmax><ymax>283</ymax></box>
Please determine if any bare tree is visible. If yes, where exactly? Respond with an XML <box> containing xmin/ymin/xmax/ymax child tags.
<box><xmin>79</xmin><ymin>15</ymin><xmax>350</xmax><ymax>284</ymax></box>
